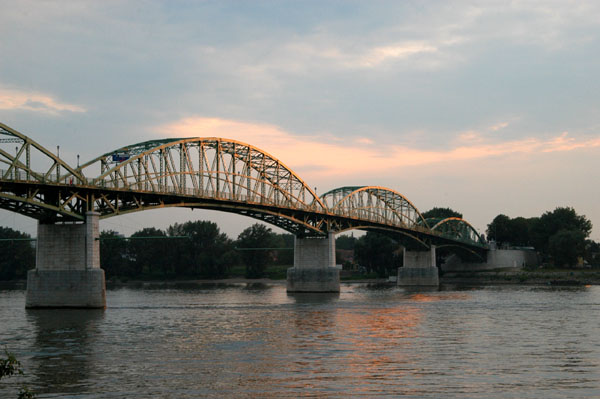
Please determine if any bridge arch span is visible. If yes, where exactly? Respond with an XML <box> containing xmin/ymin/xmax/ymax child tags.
<box><xmin>0</xmin><ymin>123</ymin><xmax>84</xmax><ymax>184</ymax></box>
<box><xmin>78</xmin><ymin>137</ymin><xmax>326</xmax><ymax>213</ymax></box>
<box><xmin>430</xmin><ymin>217</ymin><xmax>486</xmax><ymax>247</ymax></box>
<box><xmin>334</xmin><ymin>224</ymin><xmax>432</xmax><ymax>249</ymax></box>
<box><xmin>320</xmin><ymin>186</ymin><xmax>430</xmax><ymax>231</ymax></box>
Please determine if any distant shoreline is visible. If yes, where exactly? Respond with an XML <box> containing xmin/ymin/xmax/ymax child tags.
<box><xmin>3</xmin><ymin>269</ymin><xmax>600</xmax><ymax>289</ymax></box>
<box><xmin>106</xmin><ymin>269</ymin><xmax>600</xmax><ymax>287</ymax></box>
<box><xmin>441</xmin><ymin>269</ymin><xmax>600</xmax><ymax>286</ymax></box>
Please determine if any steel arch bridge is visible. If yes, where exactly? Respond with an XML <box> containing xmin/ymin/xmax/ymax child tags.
<box><xmin>0</xmin><ymin>122</ymin><xmax>487</xmax><ymax>252</ymax></box>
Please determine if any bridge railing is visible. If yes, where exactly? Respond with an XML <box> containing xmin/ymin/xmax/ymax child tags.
<box><xmin>0</xmin><ymin>170</ymin><xmax>433</xmax><ymax>226</ymax></box>
<box><xmin>0</xmin><ymin>169</ymin><xmax>24</xmax><ymax>181</ymax></box>
<box><xmin>1</xmin><ymin>168</ymin><xmax>485</xmax><ymax>246</ymax></box>
<box><xmin>0</xmin><ymin>169</ymin><xmax>61</xmax><ymax>183</ymax></box>
<box><xmin>0</xmin><ymin>169</ymin><xmax>89</xmax><ymax>185</ymax></box>
<box><xmin>0</xmin><ymin>170</ymin><xmax>312</xmax><ymax>209</ymax></box>
<box><xmin>95</xmin><ymin>177</ymin><xmax>322</xmax><ymax>211</ymax></box>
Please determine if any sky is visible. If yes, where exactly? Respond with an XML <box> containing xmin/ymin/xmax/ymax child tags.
<box><xmin>1</xmin><ymin>0</ymin><xmax>599</xmax><ymax>241</ymax></box>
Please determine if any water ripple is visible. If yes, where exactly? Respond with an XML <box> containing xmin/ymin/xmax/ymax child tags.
<box><xmin>1</xmin><ymin>285</ymin><xmax>600</xmax><ymax>398</ymax></box>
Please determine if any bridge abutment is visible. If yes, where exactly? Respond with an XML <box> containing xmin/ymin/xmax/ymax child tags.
<box><xmin>26</xmin><ymin>212</ymin><xmax>106</xmax><ymax>308</ymax></box>
<box><xmin>286</xmin><ymin>233</ymin><xmax>340</xmax><ymax>293</ymax></box>
<box><xmin>397</xmin><ymin>245</ymin><xmax>439</xmax><ymax>286</ymax></box>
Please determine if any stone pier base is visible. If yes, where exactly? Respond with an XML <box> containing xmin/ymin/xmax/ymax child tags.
<box><xmin>286</xmin><ymin>233</ymin><xmax>340</xmax><ymax>292</ymax></box>
<box><xmin>398</xmin><ymin>245</ymin><xmax>439</xmax><ymax>286</ymax></box>
<box><xmin>26</xmin><ymin>269</ymin><xmax>106</xmax><ymax>308</ymax></box>
<box><xmin>25</xmin><ymin>212</ymin><xmax>106</xmax><ymax>308</ymax></box>
<box><xmin>286</xmin><ymin>267</ymin><xmax>340</xmax><ymax>293</ymax></box>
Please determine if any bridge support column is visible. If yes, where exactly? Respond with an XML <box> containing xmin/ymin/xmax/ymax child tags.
<box><xmin>286</xmin><ymin>233</ymin><xmax>340</xmax><ymax>293</ymax></box>
<box><xmin>397</xmin><ymin>245</ymin><xmax>439</xmax><ymax>286</ymax></box>
<box><xmin>26</xmin><ymin>212</ymin><xmax>106</xmax><ymax>308</ymax></box>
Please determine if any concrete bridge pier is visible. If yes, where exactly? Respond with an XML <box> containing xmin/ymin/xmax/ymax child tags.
<box><xmin>286</xmin><ymin>233</ymin><xmax>340</xmax><ymax>293</ymax></box>
<box><xmin>397</xmin><ymin>245</ymin><xmax>439</xmax><ymax>286</ymax></box>
<box><xmin>26</xmin><ymin>212</ymin><xmax>106</xmax><ymax>308</ymax></box>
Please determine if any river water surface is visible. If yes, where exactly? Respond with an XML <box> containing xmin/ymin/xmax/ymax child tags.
<box><xmin>1</xmin><ymin>283</ymin><xmax>600</xmax><ymax>398</ymax></box>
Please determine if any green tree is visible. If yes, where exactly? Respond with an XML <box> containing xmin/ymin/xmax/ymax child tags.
<box><xmin>99</xmin><ymin>230</ymin><xmax>129</xmax><ymax>279</ymax></box>
<box><xmin>509</xmin><ymin>216</ymin><xmax>537</xmax><ymax>247</ymax></box>
<box><xmin>422</xmin><ymin>207</ymin><xmax>463</xmax><ymax>220</ymax></box>
<box><xmin>486</xmin><ymin>207</ymin><xmax>592</xmax><ymax>266</ymax></box>
<box><xmin>585</xmin><ymin>240</ymin><xmax>600</xmax><ymax>267</ymax></box>
<box><xmin>486</xmin><ymin>214</ymin><xmax>512</xmax><ymax>244</ymax></box>
<box><xmin>1</xmin><ymin>350</ymin><xmax>35</xmax><ymax>398</ymax></box>
<box><xmin>354</xmin><ymin>232</ymin><xmax>400</xmax><ymax>277</ymax></box>
<box><xmin>548</xmin><ymin>229</ymin><xmax>586</xmax><ymax>267</ymax></box>
<box><xmin>486</xmin><ymin>215</ymin><xmax>538</xmax><ymax>247</ymax></box>
<box><xmin>271</xmin><ymin>233</ymin><xmax>294</xmax><ymax>266</ymax></box>
<box><xmin>0</xmin><ymin>227</ymin><xmax>35</xmax><ymax>280</ymax></box>
<box><xmin>532</xmin><ymin>207</ymin><xmax>592</xmax><ymax>254</ymax></box>
<box><xmin>336</xmin><ymin>234</ymin><xmax>357</xmax><ymax>250</ymax></box>
<box><xmin>128</xmin><ymin>227</ymin><xmax>168</xmax><ymax>277</ymax></box>
<box><xmin>168</xmin><ymin>221</ymin><xmax>236</xmax><ymax>278</ymax></box>
<box><xmin>1</xmin><ymin>350</ymin><xmax>23</xmax><ymax>380</ymax></box>
<box><xmin>236</xmin><ymin>224</ymin><xmax>277</xmax><ymax>278</ymax></box>
<box><xmin>336</xmin><ymin>233</ymin><xmax>357</xmax><ymax>268</ymax></box>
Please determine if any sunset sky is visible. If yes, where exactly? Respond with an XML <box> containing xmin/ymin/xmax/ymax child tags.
<box><xmin>1</xmin><ymin>1</ymin><xmax>599</xmax><ymax>240</ymax></box>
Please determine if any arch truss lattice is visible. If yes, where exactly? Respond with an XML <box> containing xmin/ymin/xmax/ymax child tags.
<box><xmin>320</xmin><ymin>186</ymin><xmax>430</xmax><ymax>231</ymax></box>
<box><xmin>0</xmin><ymin>123</ymin><xmax>88</xmax><ymax>220</ymax></box>
<box><xmin>65</xmin><ymin>137</ymin><xmax>324</xmax><ymax>235</ymax></box>
<box><xmin>430</xmin><ymin>217</ymin><xmax>486</xmax><ymax>247</ymax></box>
<box><xmin>77</xmin><ymin>137</ymin><xmax>325</xmax><ymax>212</ymax></box>
<box><xmin>0</xmin><ymin>123</ymin><xmax>84</xmax><ymax>184</ymax></box>
<box><xmin>79</xmin><ymin>138</ymin><xmax>324</xmax><ymax>211</ymax></box>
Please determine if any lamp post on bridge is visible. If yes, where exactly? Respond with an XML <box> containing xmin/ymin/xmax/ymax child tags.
<box><xmin>56</xmin><ymin>145</ymin><xmax>60</xmax><ymax>183</ymax></box>
<box><xmin>14</xmin><ymin>146</ymin><xmax>18</xmax><ymax>179</ymax></box>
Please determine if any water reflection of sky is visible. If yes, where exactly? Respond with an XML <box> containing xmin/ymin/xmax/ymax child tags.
<box><xmin>1</xmin><ymin>284</ymin><xmax>599</xmax><ymax>398</ymax></box>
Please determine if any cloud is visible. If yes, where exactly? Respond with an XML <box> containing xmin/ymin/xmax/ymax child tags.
<box><xmin>455</xmin><ymin>131</ymin><xmax>485</xmax><ymax>144</ymax></box>
<box><xmin>490</xmin><ymin>121</ymin><xmax>509</xmax><ymax>131</ymax></box>
<box><xmin>212</xmin><ymin>37</ymin><xmax>448</xmax><ymax>83</ymax></box>
<box><xmin>355</xmin><ymin>137</ymin><xmax>374</xmax><ymax>145</ymax></box>
<box><xmin>356</xmin><ymin>42</ymin><xmax>438</xmax><ymax>68</ymax></box>
<box><xmin>542</xmin><ymin>131</ymin><xmax>600</xmax><ymax>152</ymax></box>
<box><xmin>160</xmin><ymin>117</ymin><xmax>600</xmax><ymax>179</ymax></box>
<box><xmin>0</xmin><ymin>87</ymin><xmax>86</xmax><ymax>115</ymax></box>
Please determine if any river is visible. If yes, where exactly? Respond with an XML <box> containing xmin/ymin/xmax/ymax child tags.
<box><xmin>1</xmin><ymin>283</ymin><xmax>599</xmax><ymax>398</ymax></box>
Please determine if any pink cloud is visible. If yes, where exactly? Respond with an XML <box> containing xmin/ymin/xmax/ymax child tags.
<box><xmin>357</xmin><ymin>42</ymin><xmax>438</xmax><ymax>67</ymax></box>
<box><xmin>159</xmin><ymin>117</ymin><xmax>600</xmax><ymax>179</ymax></box>
<box><xmin>0</xmin><ymin>87</ymin><xmax>86</xmax><ymax>114</ymax></box>
<box><xmin>490</xmin><ymin>121</ymin><xmax>509</xmax><ymax>131</ymax></box>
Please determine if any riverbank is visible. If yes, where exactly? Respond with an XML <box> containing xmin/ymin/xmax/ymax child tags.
<box><xmin>0</xmin><ymin>277</ymin><xmax>386</xmax><ymax>290</ymax></box>
<box><xmin>441</xmin><ymin>268</ymin><xmax>600</xmax><ymax>286</ymax></box>
<box><xmin>101</xmin><ymin>269</ymin><xmax>600</xmax><ymax>288</ymax></box>
<box><xmin>104</xmin><ymin>277</ymin><xmax>387</xmax><ymax>289</ymax></box>
<box><xmin>3</xmin><ymin>269</ymin><xmax>600</xmax><ymax>289</ymax></box>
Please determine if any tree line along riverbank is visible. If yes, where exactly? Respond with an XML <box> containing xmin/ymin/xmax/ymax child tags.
<box><xmin>0</xmin><ymin>206</ymin><xmax>598</xmax><ymax>281</ymax></box>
